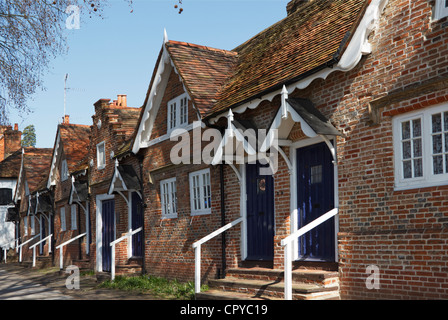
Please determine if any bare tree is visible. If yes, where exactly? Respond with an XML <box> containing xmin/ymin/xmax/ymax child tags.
<box><xmin>0</xmin><ymin>0</ymin><xmax>127</xmax><ymax>124</ymax></box>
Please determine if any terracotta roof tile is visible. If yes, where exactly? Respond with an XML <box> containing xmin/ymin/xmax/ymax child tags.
<box><xmin>165</xmin><ymin>0</ymin><xmax>367</xmax><ymax>119</ymax></box>
<box><xmin>0</xmin><ymin>149</ymin><xmax>22</xmax><ymax>178</ymax></box>
<box><xmin>58</xmin><ymin>123</ymin><xmax>91</xmax><ymax>172</ymax></box>
<box><xmin>166</xmin><ymin>41</ymin><xmax>238</xmax><ymax>117</ymax></box>
<box><xmin>22</xmin><ymin>147</ymin><xmax>53</xmax><ymax>194</ymax></box>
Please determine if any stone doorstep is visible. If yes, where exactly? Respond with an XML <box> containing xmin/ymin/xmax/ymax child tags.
<box><xmin>226</xmin><ymin>268</ymin><xmax>339</xmax><ymax>287</ymax></box>
<box><xmin>208</xmin><ymin>277</ymin><xmax>339</xmax><ymax>300</ymax></box>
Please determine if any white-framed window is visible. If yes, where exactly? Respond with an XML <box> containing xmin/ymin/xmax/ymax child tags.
<box><xmin>71</xmin><ymin>204</ymin><xmax>77</xmax><ymax>230</ymax></box>
<box><xmin>30</xmin><ymin>215</ymin><xmax>35</xmax><ymax>235</ymax></box>
<box><xmin>61</xmin><ymin>159</ymin><xmax>69</xmax><ymax>181</ymax></box>
<box><xmin>24</xmin><ymin>217</ymin><xmax>28</xmax><ymax>236</ymax></box>
<box><xmin>160</xmin><ymin>177</ymin><xmax>177</xmax><ymax>219</ymax></box>
<box><xmin>393</xmin><ymin>103</ymin><xmax>448</xmax><ymax>190</ymax></box>
<box><xmin>60</xmin><ymin>206</ymin><xmax>66</xmax><ymax>231</ymax></box>
<box><xmin>434</xmin><ymin>0</ymin><xmax>448</xmax><ymax>20</ymax></box>
<box><xmin>189</xmin><ymin>169</ymin><xmax>212</xmax><ymax>215</ymax></box>
<box><xmin>97</xmin><ymin>141</ymin><xmax>106</xmax><ymax>169</ymax></box>
<box><xmin>167</xmin><ymin>93</ymin><xmax>188</xmax><ymax>132</ymax></box>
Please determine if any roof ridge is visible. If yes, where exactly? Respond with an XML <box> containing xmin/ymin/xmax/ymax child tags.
<box><xmin>167</xmin><ymin>40</ymin><xmax>238</xmax><ymax>56</ymax></box>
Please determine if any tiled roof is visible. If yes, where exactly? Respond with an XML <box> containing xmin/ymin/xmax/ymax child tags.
<box><xmin>166</xmin><ymin>0</ymin><xmax>367</xmax><ymax>119</ymax></box>
<box><xmin>0</xmin><ymin>149</ymin><xmax>22</xmax><ymax>178</ymax></box>
<box><xmin>22</xmin><ymin>148</ymin><xmax>53</xmax><ymax>194</ymax></box>
<box><xmin>166</xmin><ymin>41</ymin><xmax>238</xmax><ymax>117</ymax></box>
<box><xmin>58</xmin><ymin>123</ymin><xmax>91</xmax><ymax>173</ymax></box>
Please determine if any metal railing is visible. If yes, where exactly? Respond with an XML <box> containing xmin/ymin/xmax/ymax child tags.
<box><xmin>109</xmin><ymin>227</ymin><xmax>142</xmax><ymax>280</ymax></box>
<box><xmin>280</xmin><ymin>208</ymin><xmax>338</xmax><ymax>300</ymax></box>
<box><xmin>29</xmin><ymin>234</ymin><xmax>53</xmax><ymax>267</ymax></box>
<box><xmin>55</xmin><ymin>233</ymin><xmax>86</xmax><ymax>270</ymax></box>
<box><xmin>17</xmin><ymin>234</ymin><xmax>41</xmax><ymax>263</ymax></box>
<box><xmin>192</xmin><ymin>217</ymin><xmax>243</xmax><ymax>294</ymax></box>
<box><xmin>1</xmin><ymin>239</ymin><xmax>15</xmax><ymax>263</ymax></box>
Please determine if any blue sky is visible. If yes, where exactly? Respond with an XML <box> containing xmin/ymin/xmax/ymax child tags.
<box><xmin>8</xmin><ymin>0</ymin><xmax>289</xmax><ymax>148</ymax></box>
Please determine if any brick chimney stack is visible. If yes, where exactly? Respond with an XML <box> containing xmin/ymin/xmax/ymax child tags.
<box><xmin>117</xmin><ymin>95</ymin><xmax>127</xmax><ymax>107</ymax></box>
<box><xmin>0</xmin><ymin>124</ymin><xmax>22</xmax><ymax>161</ymax></box>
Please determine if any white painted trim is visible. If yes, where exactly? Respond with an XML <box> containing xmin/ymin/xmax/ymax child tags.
<box><xmin>47</xmin><ymin>131</ymin><xmax>61</xmax><ymax>189</ymax></box>
<box><xmin>95</xmin><ymin>194</ymin><xmax>115</xmax><ymax>272</ymax></box>
<box><xmin>434</xmin><ymin>0</ymin><xmax>448</xmax><ymax>20</ymax></box>
<box><xmin>392</xmin><ymin>102</ymin><xmax>448</xmax><ymax>190</ymax></box>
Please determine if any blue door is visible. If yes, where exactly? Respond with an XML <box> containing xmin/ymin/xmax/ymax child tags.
<box><xmin>102</xmin><ymin>199</ymin><xmax>115</xmax><ymax>272</ymax></box>
<box><xmin>246</xmin><ymin>162</ymin><xmax>275</xmax><ymax>260</ymax></box>
<box><xmin>131</xmin><ymin>192</ymin><xmax>143</xmax><ymax>257</ymax></box>
<box><xmin>297</xmin><ymin>142</ymin><xmax>335</xmax><ymax>261</ymax></box>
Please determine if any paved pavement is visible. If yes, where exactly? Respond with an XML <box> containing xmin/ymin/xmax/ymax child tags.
<box><xmin>0</xmin><ymin>262</ymin><xmax>159</xmax><ymax>300</ymax></box>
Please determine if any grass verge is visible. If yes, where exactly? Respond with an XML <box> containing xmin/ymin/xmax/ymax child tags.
<box><xmin>99</xmin><ymin>275</ymin><xmax>208</xmax><ymax>300</ymax></box>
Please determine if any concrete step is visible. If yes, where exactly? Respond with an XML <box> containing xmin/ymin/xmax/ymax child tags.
<box><xmin>200</xmin><ymin>266</ymin><xmax>340</xmax><ymax>300</ymax></box>
<box><xmin>208</xmin><ymin>277</ymin><xmax>339</xmax><ymax>300</ymax></box>
<box><xmin>226</xmin><ymin>268</ymin><xmax>339</xmax><ymax>287</ymax></box>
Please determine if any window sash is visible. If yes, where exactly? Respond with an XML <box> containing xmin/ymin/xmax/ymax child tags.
<box><xmin>97</xmin><ymin>142</ymin><xmax>106</xmax><ymax>169</ymax></box>
<box><xmin>61</xmin><ymin>160</ymin><xmax>69</xmax><ymax>181</ymax></box>
<box><xmin>394</xmin><ymin>104</ymin><xmax>448</xmax><ymax>190</ymax></box>
<box><xmin>60</xmin><ymin>207</ymin><xmax>66</xmax><ymax>231</ymax></box>
<box><xmin>435</xmin><ymin>0</ymin><xmax>448</xmax><ymax>19</ymax></box>
<box><xmin>167</xmin><ymin>94</ymin><xmax>188</xmax><ymax>132</ymax></box>
<box><xmin>189</xmin><ymin>169</ymin><xmax>211</xmax><ymax>215</ymax></box>
<box><xmin>71</xmin><ymin>204</ymin><xmax>77</xmax><ymax>230</ymax></box>
<box><xmin>160</xmin><ymin>178</ymin><xmax>177</xmax><ymax>218</ymax></box>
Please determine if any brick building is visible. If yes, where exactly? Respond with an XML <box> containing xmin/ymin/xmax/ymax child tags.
<box><xmin>130</xmin><ymin>0</ymin><xmax>448</xmax><ymax>299</ymax></box>
<box><xmin>13</xmin><ymin>147</ymin><xmax>53</xmax><ymax>263</ymax></box>
<box><xmin>46</xmin><ymin>115</ymin><xmax>91</xmax><ymax>269</ymax></box>
<box><xmin>86</xmin><ymin>95</ymin><xmax>142</xmax><ymax>275</ymax></box>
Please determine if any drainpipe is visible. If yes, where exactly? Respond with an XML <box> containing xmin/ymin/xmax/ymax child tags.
<box><xmin>203</xmin><ymin>119</ymin><xmax>227</xmax><ymax>279</ymax></box>
<box><xmin>137</xmin><ymin>153</ymin><xmax>146</xmax><ymax>275</ymax></box>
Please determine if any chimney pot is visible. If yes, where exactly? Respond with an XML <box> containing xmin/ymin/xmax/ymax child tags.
<box><xmin>14</xmin><ymin>123</ymin><xmax>18</xmax><ymax>131</ymax></box>
<box><xmin>63</xmin><ymin>115</ymin><xmax>70</xmax><ymax>124</ymax></box>
<box><xmin>117</xmin><ymin>94</ymin><xmax>127</xmax><ymax>107</ymax></box>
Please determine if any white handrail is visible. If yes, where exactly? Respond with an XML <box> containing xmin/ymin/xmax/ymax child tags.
<box><xmin>110</xmin><ymin>227</ymin><xmax>142</xmax><ymax>280</ymax></box>
<box><xmin>29</xmin><ymin>234</ymin><xmax>53</xmax><ymax>267</ymax></box>
<box><xmin>1</xmin><ymin>239</ymin><xmax>15</xmax><ymax>263</ymax></box>
<box><xmin>281</xmin><ymin>208</ymin><xmax>338</xmax><ymax>300</ymax></box>
<box><xmin>192</xmin><ymin>217</ymin><xmax>243</xmax><ymax>294</ymax></box>
<box><xmin>55</xmin><ymin>233</ymin><xmax>86</xmax><ymax>270</ymax></box>
<box><xmin>17</xmin><ymin>234</ymin><xmax>41</xmax><ymax>263</ymax></box>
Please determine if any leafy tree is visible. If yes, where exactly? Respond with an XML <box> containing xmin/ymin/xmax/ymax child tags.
<box><xmin>0</xmin><ymin>0</ymin><xmax>132</xmax><ymax>124</ymax></box>
<box><xmin>21</xmin><ymin>124</ymin><xmax>36</xmax><ymax>147</ymax></box>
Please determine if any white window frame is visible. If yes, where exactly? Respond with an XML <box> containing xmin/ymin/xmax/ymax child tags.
<box><xmin>61</xmin><ymin>159</ymin><xmax>69</xmax><ymax>181</ymax></box>
<box><xmin>71</xmin><ymin>204</ymin><xmax>77</xmax><ymax>230</ymax></box>
<box><xmin>393</xmin><ymin>103</ymin><xmax>448</xmax><ymax>190</ymax></box>
<box><xmin>160</xmin><ymin>177</ymin><xmax>178</xmax><ymax>219</ymax></box>
<box><xmin>60</xmin><ymin>206</ymin><xmax>66</xmax><ymax>231</ymax></box>
<box><xmin>167</xmin><ymin>93</ymin><xmax>189</xmax><ymax>133</ymax></box>
<box><xmin>24</xmin><ymin>217</ymin><xmax>28</xmax><ymax>236</ymax></box>
<box><xmin>30</xmin><ymin>215</ymin><xmax>35</xmax><ymax>235</ymax></box>
<box><xmin>189</xmin><ymin>168</ymin><xmax>212</xmax><ymax>216</ymax></box>
<box><xmin>97</xmin><ymin>141</ymin><xmax>106</xmax><ymax>170</ymax></box>
<box><xmin>434</xmin><ymin>0</ymin><xmax>448</xmax><ymax>20</ymax></box>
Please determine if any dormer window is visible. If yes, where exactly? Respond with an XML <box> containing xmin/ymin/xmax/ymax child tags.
<box><xmin>435</xmin><ymin>0</ymin><xmax>448</xmax><ymax>20</ymax></box>
<box><xmin>167</xmin><ymin>93</ymin><xmax>188</xmax><ymax>132</ymax></box>
<box><xmin>97</xmin><ymin>141</ymin><xmax>106</xmax><ymax>169</ymax></box>
<box><xmin>61</xmin><ymin>159</ymin><xmax>69</xmax><ymax>181</ymax></box>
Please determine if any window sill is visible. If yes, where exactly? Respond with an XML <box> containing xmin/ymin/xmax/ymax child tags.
<box><xmin>394</xmin><ymin>179</ymin><xmax>448</xmax><ymax>191</ymax></box>
<box><xmin>191</xmin><ymin>210</ymin><xmax>212</xmax><ymax>217</ymax></box>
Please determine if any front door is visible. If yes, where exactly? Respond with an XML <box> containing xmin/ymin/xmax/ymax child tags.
<box><xmin>246</xmin><ymin>162</ymin><xmax>275</xmax><ymax>260</ymax></box>
<box><xmin>102</xmin><ymin>199</ymin><xmax>115</xmax><ymax>272</ymax></box>
<box><xmin>131</xmin><ymin>192</ymin><xmax>143</xmax><ymax>257</ymax></box>
<box><xmin>297</xmin><ymin>142</ymin><xmax>335</xmax><ymax>261</ymax></box>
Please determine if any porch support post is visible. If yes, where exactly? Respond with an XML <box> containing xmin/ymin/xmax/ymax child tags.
<box><xmin>194</xmin><ymin>244</ymin><xmax>201</xmax><ymax>294</ymax></box>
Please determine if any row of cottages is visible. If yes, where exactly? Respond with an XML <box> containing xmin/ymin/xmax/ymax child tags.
<box><xmin>127</xmin><ymin>0</ymin><xmax>448</xmax><ymax>300</ymax></box>
<box><xmin>0</xmin><ymin>124</ymin><xmax>22</xmax><ymax>260</ymax></box>
<box><xmin>2</xmin><ymin>0</ymin><xmax>448</xmax><ymax>300</ymax></box>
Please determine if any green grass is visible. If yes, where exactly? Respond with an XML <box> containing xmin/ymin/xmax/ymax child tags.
<box><xmin>99</xmin><ymin>275</ymin><xmax>208</xmax><ymax>300</ymax></box>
